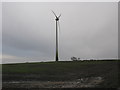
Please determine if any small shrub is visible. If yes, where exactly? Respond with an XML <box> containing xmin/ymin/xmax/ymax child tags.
<box><xmin>71</xmin><ymin>57</ymin><xmax>78</xmax><ymax>61</ymax></box>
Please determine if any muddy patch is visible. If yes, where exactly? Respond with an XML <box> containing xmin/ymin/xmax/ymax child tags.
<box><xmin>3</xmin><ymin>76</ymin><xmax>103</xmax><ymax>88</ymax></box>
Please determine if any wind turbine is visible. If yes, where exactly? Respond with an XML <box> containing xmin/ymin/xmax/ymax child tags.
<box><xmin>52</xmin><ymin>10</ymin><xmax>61</xmax><ymax>61</ymax></box>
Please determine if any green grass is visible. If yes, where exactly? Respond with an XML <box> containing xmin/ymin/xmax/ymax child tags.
<box><xmin>2</xmin><ymin>60</ymin><xmax>119</xmax><ymax>88</ymax></box>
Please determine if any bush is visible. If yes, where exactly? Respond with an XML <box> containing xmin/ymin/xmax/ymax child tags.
<box><xmin>71</xmin><ymin>57</ymin><xmax>78</xmax><ymax>61</ymax></box>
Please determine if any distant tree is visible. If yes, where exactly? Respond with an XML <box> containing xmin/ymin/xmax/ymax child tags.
<box><xmin>71</xmin><ymin>57</ymin><xmax>78</xmax><ymax>61</ymax></box>
<box><xmin>78</xmin><ymin>58</ymin><xmax>80</xmax><ymax>60</ymax></box>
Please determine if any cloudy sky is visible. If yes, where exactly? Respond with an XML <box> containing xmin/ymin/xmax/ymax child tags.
<box><xmin>2</xmin><ymin>2</ymin><xmax>118</xmax><ymax>63</ymax></box>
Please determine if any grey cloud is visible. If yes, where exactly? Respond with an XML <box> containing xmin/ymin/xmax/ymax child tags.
<box><xmin>2</xmin><ymin>2</ymin><xmax>118</xmax><ymax>63</ymax></box>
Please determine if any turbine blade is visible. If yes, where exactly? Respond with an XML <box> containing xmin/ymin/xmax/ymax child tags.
<box><xmin>51</xmin><ymin>10</ymin><xmax>57</xmax><ymax>18</ymax></box>
<box><xmin>58</xmin><ymin>20</ymin><xmax>61</xmax><ymax>35</ymax></box>
<box><xmin>58</xmin><ymin>14</ymin><xmax>61</xmax><ymax>18</ymax></box>
<box><xmin>58</xmin><ymin>21</ymin><xmax>61</xmax><ymax>46</ymax></box>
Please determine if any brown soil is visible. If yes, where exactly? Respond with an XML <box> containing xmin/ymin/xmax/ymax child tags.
<box><xmin>3</xmin><ymin>76</ymin><xmax>103</xmax><ymax>88</ymax></box>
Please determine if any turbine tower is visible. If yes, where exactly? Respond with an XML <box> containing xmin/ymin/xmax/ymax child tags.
<box><xmin>52</xmin><ymin>11</ymin><xmax>61</xmax><ymax>61</ymax></box>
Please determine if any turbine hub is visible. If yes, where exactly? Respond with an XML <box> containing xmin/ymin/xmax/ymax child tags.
<box><xmin>56</xmin><ymin>18</ymin><xmax>59</xmax><ymax>21</ymax></box>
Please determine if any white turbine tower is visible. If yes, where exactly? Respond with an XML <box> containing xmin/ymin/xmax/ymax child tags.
<box><xmin>52</xmin><ymin>10</ymin><xmax>61</xmax><ymax>61</ymax></box>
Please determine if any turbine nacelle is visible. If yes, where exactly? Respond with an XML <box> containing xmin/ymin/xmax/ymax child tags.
<box><xmin>56</xmin><ymin>18</ymin><xmax>59</xmax><ymax>21</ymax></box>
<box><xmin>52</xmin><ymin>10</ymin><xmax>61</xmax><ymax>21</ymax></box>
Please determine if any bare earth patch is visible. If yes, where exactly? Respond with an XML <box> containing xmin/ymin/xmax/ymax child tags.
<box><xmin>3</xmin><ymin>76</ymin><xmax>103</xmax><ymax>88</ymax></box>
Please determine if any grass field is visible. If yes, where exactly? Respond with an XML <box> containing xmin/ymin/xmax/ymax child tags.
<box><xmin>2</xmin><ymin>60</ymin><xmax>120</xmax><ymax>89</ymax></box>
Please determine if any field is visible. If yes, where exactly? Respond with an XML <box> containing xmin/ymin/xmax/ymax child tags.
<box><xmin>2</xmin><ymin>60</ymin><xmax>120</xmax><ymax>89</ymax></box>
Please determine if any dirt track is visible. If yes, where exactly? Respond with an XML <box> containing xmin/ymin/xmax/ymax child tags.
<box><xmin>3</xmin><ymin>77</ymin><xmax>103</xmax><ymax>88</ymax></box>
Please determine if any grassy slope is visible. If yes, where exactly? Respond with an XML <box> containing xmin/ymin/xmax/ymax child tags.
<box><xmin>2</xmin><ymin>60</ymin><xmax>119</xmax><ymax>88</ymax></box>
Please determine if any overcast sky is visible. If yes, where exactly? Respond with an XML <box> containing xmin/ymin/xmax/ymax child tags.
<box><xmin>2</xmin><ymin>2</ymin><xmax>118</xmax><ymax>63</ymax></box>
